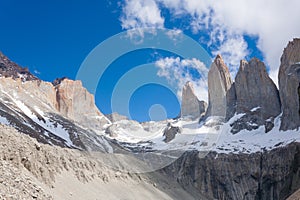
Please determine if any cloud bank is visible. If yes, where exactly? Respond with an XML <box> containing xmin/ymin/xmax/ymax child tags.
<box><xmin>121</xmin><ymin>0</ymin><xmax>300</xmax><ymax>85</ymax></box>
<box><xmin>155</xmin><ymin>57</ymin><xmax>208</xmax><ymax>101</ymax></box>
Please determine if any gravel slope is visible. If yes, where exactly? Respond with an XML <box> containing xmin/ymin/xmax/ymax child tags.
<box><xmin>0</xmin><ymin>125</ymin><xmax>198</xmax><ymax>200</ymax></box>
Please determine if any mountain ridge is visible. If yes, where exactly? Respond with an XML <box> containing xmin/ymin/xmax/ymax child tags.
<box><xmin>0</xmin><ymin>38</ymin><xmax>300</xmax><ymax>199</ymax></box>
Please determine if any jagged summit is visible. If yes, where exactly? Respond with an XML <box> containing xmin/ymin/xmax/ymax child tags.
<box><xmin>0</xmin><ymin>51</ymin><xmax>111</xmax><ymax>150</ymax></box>
<box><xmin>231</xmin><ymin>57</ymin><xmax>281</xmax><ymax>133</ymax></box>
<box><xmin>206</xmin><ymin>54</ymin><xmax>232</xmax><ymax>118</ymax></box>
<box><xmin>181</xmin><ymin>81</ymin><xmax>207</xmax><ymax>119</ymax></box>
<box><xmin>0</xmin><ymin>52</ymin><xmax>38</xmax><ymax>81</ymax></box>
<box><xmin>52</xmin><ymin>77</ymin><xmax>69</xmax><ymax>86</ymax></box>
<box><xmin>0</xmin><ymin>40</ymin><xmax>300</xmax><ymax>200</ymax></box>
<box><xmin>203</xmin><ymin>39</ymin><xmax>300</xmax><ymax>133</ymax></box>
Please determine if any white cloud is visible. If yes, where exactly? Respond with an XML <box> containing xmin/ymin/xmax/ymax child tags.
<box><xmin>155</xmin><ymin>57</ymin><xmax>208</xmax><ymax>102</ymax></box>
<box><xmin>120</xmin><ymin>0</ymin><xmax>164</xmax><ymax>38</ymax></box>
<box><xmin>165</xmin><ymin>29</ymin><xmax>183</xmax><ymax>42</ymax></box>
<box><xmin>204</xmin><ymin>0</ymin><xmax>300</xmax><ymax>84</ymax></box>
<box><xmin>121</xmin><ymin>0</ymin><xmax>300</xmax><ymax>85</ymax></box>
<box><xmin>212</xmin><ymin>36</ymin><xmax>249</xmax><ymax>77</ymax></box>
<box><xmin>33</xmin><ymin>70</ymin><xmax>41</xmax><ymax>75</ymax></box>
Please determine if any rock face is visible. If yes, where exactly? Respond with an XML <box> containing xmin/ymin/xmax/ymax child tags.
<box><xmin>235</xmin><ymin>58</ymin><xmax>281</xmax><ymax>116</ymax></box>
<box><xmin>0</xmin><ymin>77</ymin><xmax>114</xmax><ymax>151</ymax></box>
<box><xmin>0</xmin><ymin>53</ymin><xmax>112</xmax><ymax>150</ymax></box>
<box><xmin>225</xmin><ymin>82</ymin><xmax>237</xmax><ymax>120</ymax></box>
<box><xmin>162</xmin><ymin>142</ymin><xmax>300</xmax><ymax>200</ymax></box>
<box><xmin>278</xmin><ymin>38</ymin><xmax>300</xmax><ymax>131</ymax></box>
<box><xmin>206</xmin><ymin>55</ymin><xmax>233</xmax><ymax>118</ymax></box>
<box><xmin>54</xmin><ymin>78</ymin><xmax>110</xmax><ymax>132</ymax></box>
<box><xmin>230</xmin><ymin>58</ymin><xmax>281</xmax><ymax>133</ymax></box>
<box><xmin>0</xmin><ymin>53</ymin><xmax>110</xmax><ymax>134</ymax></box>
<box><xmin>163</xmin><ymin>123</ymin><xmax>182</xmax><ymax>143</ymax></box>
<box><xmin>181</xmin><ymin>82</ymin><xmax>207</xmax><ymax>119</ymax></box>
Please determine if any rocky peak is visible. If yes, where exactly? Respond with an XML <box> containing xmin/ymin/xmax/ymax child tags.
<box><xmin>280</xmin><ymin>38</ymin><xmax>300</xmax><ymax>67</ymax></box>
<box><xmin>236</xmin><ymin>58</ymin><xmax>280</xmax><ymax>115</ymax></box>
<box><xmin>206</xmin><ymin>55</ymin><xmax>233</xmax><ymax>118</ymax></box>
<box><xmin>230</xmin><ymin>58</ymin><xmax>281</xmax><ymax>133</ymax></box>
<box><xmin>52</xmin><ymin>77</ymin><xmax>68</xmax><ymax>86</ymax></box>
<box><xmin>214</xmin><ymin>54</ymin><xmax>232</xmax><ymax>91</ymax></box>
<box><xmin>54</xmin><ymin>78</ymin><xmax>110</xmax><ymax>132</ymax></box>
<box><xmin>181</xmin><ymin>81</ymin><xmax>207</xmax><ymax>119</ymax></box>
<box><xmin>0</xmin><ymin>52</ymin><xmax>38</xmax><ymax>81</ymax></box>
<box><xmin>0</xmin><ymin>51</ymin><xmax>111</xmax><ymax>133</ymax></box>
<box><xmin>279</xmin><ymin>38</ymin><xmax>300</xmax><ymax>130</ymax></box>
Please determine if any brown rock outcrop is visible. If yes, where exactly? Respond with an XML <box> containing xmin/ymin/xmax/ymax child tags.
<box><xmin>54</xmin><ymin>78</ymin><xmax>110</xmax><ymax>132</ymax></box>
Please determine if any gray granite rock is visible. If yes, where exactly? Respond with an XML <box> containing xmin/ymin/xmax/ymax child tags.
<box><xmin>181</xmin><ymin>81</ymin><xmax>207</xmax><ymax>119</ymax></box>
<box><xmin>161</xmin><ymin>142</ymin><xmax>300</xmax><ymax>200</ymax></box>
<box><xmin>278</xmin><ymin>38</ymin><xmax>300</xmax><ymax>130</ymax></box>
<box><xmin>235</xmin><ymin>58</ymin><xmax>281</xmax><ymax>117</ymax></box>
<box><xmin>230</xmin><ymin>58</ymin><xmax>281</xmax><ymax>133</ymax></box>
<box><xmin>225</xmin><ymin>82</ymin><xmax>237</xmax><ymax>121</ymax></box>
<box><xmin>206</xmin><ymin>55</ymin><xmax>233</xmax><ymax>119</ymax></box>
<box><xmin>163</xmin><ymin>123</ymin><xmax>182</xmax><ymax>143</ymax></box>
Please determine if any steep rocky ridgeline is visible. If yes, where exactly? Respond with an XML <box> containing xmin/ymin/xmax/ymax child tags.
<box><xmin>0</xmin><ymin>38</ymin><xmax>300</xmax><ymax>200</ymax></box>
<box><xmin>230</xmin><ymin>58</ymin><xmax>281</xmax><ymax>134</ymax></box>
<box><xmin>206</xmin><ymin>55</ymin><xmax>233</xmax><ymax>118</ymax></box>
<box><xmin>0</xmin><ymin>53</ymin><xmax>110</xmax><ymax>134</ymax></box>
<box><xmin>181</xmin><ymin>81</ymin><xmax>207</xmax><ymax>119</ymax></box>
<box><xmin>0</xmin><ymin>54</ymin><xmax>111</xmax><ymax>150</ymax></box>
<box><xmin>0</xmin><ymin>52</ymin><xmax>39</xmax><ymax>81</ymax></box>
<box><xmin>162</xmin><ymin>142</ymin><xmax>300</xmax><ymax>200</ymax></box>
<box><xmin>53</xmin><ymin>78</ymin><xmax>110</xmax><ymax>133</ymax></box>
<box><xmin>279</xmin><ymin>38</ymin><xmax>300</xmax><ymax>131</ymax></box>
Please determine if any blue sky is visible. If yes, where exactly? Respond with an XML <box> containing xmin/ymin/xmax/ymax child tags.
<box><xmin>0</xmin><ymin>0</ymin><xmax>299</xmax><ymax>122</ymax></box>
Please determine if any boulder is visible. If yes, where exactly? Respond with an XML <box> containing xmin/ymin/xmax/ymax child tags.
<box><xmin>278</xmin><ymin>38</ymin><xmax>300</xmax><ymax>130</ymax></box>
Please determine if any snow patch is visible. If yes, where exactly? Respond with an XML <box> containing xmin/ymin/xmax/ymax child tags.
<box><xmin>107</xmin><ymin>113</ymin><xmax>300</xmax><ymax>155</ymax></box>
<box><xmin>213</xmin><ymin>114</ymin><xmax>300</xmax><ymax>154</ymax></box>
<box><xmin>251</xmin><ymin>107</ymin><xmax>261</xmax><ymax>112</ymax></box>
<box><xmin>14</xmin><ymin>101</ymin><xmax>73</xmax><ymax>146</ymax></box>
<box><xmin>0</xmin><ymin>116</ymin><xmax>9</xmax><ymax>125</ymax></box>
